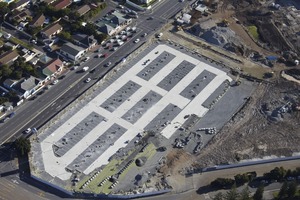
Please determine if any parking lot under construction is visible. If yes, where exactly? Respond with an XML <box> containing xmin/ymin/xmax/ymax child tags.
<box><xmin>29</xmin><ymin>43</ymin><xmax>256</xmax><ymax>195</ymax></box>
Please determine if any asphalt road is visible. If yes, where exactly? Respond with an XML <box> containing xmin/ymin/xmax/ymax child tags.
<box><xmin>0</xmin><ymin>0</ymin><xmax>191</xmax><ymax>144</ymax></box>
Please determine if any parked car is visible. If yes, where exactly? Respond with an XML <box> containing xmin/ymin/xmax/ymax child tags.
<box><xmin>83</xmin><ymin>57</ymin><xmax>90</xmax><ymax>62</ymax></box>
<box><xmin>134</xmin><ymin>38</ymin><xmax>140</xmax><ymax>43</ymax></box>
<box><xmin>53</xmin><ymin>80</ymin><xmax>58</xmax><ymax>84</ymax></box>
<box><xmin>31</xmin><ymin>39</ymin><xmax>37</xmax><ymax>44</ymax></box>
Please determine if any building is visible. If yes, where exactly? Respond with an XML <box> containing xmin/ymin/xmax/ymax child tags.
<box><xmin>15</xmin><ymin>76</ymin><xmax>42</xmax><ymax>99</ymax></box>
<box><xmin>3</xmin><ymin>78</ymin><xmax>20</xmax><ymax>89</ymax></box>
<box><xmin>72</xmin><ymin>34</ymin><xmax>97</xmax><ymax>50</ymax></box>
<box><xmin>42</xmin><ymin>58</ymin><xmax>64</xmax><ymax>79</ymax></box>
<box><xmin>4</xmin><ymin>41</ymin><xmax>19</xmax><ymax>50</ymax></box>
<box><xmin>51</xmin><ymin>0</ymin><xmax>72</xmax><ymax>9</ymax></box>
<box><xmin>41</xmin><ymin>22</ymin><xmax>63</xmax><ymax>39</ymax></box>
<box><xmin>138</xmin><ymin>0</ymin><xmax>152</xmax><ymax>4</ymax></box>
<box><xmin>95</xmin><ymin>11</ymin><xmax>131</xmax><ymax>36</ymax></box>
<box><xmin>29</xmin><ymin>14</ymin><xmax>46</xmax><ymax>28</ymax></box>
<box><xmin>0</xmin><ymin>50</ymin><xmax>19</xmax><ymax>66</ymax></box>
<box><xmin>14</xmin><ymin>0</ymin><xmax>30</xmax><ymax>11</ymax></box>
<box><xmin>76</xmin><ymin>5</ymin><xmax>91</xmax><ymax>17</ymax></box>
<box><xmin>59</xmin><ymin>42</ymin><xmax>85</xmax><ymax>61</ymax></box>
<box><xmin>9</xmin><ymin>9</ymin><xmax>32</xmax><ymax>23</ymax></box>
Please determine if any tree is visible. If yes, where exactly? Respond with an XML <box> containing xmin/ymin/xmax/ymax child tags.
<box><xmin>264</xmin><ymin>167</ymin><xmax>286</xmax><ymax>181</ymax></box>
<box><xmin>12</xmin><ymin>70</ymin><xmax>22</xmax><ymax>79</ymax></box>
<box><xmin>8</xmin><ymin>1</ymin><xmax>17</xmax><ymax>10</ymax></box>
<box><xmin>234</xmin><ymin>174</ymin><xmax>249</xmax><ymax>186</ymax></box>
<box><xmin>287</xmin><ymin>181</ymin><xmax>297</xmax><ymax>198</ymax></box>
<box><xmin>253</xmin><ymin>185</ymin><xmax>264</xmax><ymax>200</ymax></box>
<box><xmin>15</xmin><ymin>137</ymin><xmax>31</xmax><ymax>156</ymax></box>
<box><xmin>211</xmin><ymin>178</ymin><xmax>235</xmax><ymax>189</ymax></box>
<box><xmin>58</xmin><ymin>31</ymin><xmax>72</xmax><ymax>41</ymax></box>
<box><xmin>1</xmin><ymin>64</ymin><xmax>12</xmax><ymax>77</ymax></box>
<box><xmin>0</xmin><ymin>2</ymin><xmax>9</xmax><ymax>16</ymax></box>
<box><xmin>239</xmin><ymin>187</ymin><xmax>251</xmax><ymax>200</ymax></box>
<box><xmin>213</xmin><ymin>192</ymin><xmax>223</xmax><ymax>200</ymax></box>
<box><xmin>224</xmin><ymin>185</ymin><xmax>239</xmax><ymax>200</ymax></box>
<box><xmin>278</xmin><ymin>181</ymin><xmax>288</xmax><ymax>199</ymax></box>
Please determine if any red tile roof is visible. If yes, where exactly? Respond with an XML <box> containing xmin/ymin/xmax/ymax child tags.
<box><xmin>51</xmin><ymin>0</ymin><xmax>71</xmax><ymax>9</ymax></box>
<box><xmin>43</xmin><ymin>58</ymin><xmax>63</xmax><ymax>76</ymax></box>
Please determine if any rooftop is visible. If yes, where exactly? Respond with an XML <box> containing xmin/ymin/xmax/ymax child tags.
<box><xmin>60</xmin><ymin>42</ymin><xmax>85</xmax><ymax>57</ymax></box>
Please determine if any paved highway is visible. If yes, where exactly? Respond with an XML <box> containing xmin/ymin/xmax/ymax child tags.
<box><xmin>0</xmin><ymin>0</ymin><xmax>190</xmax><ymax>144</ymax></box>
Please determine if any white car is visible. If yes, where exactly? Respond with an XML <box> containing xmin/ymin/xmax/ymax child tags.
<box><xmin>24</xmin><ymin>128</ymin><xmax>31</xmax><ymax>134</ymax></box>
<box><xmin>85</xmin><ymin>78</ymin><xmax>91</xmax><ymax>83</ymax></box>
<box><xmin>83</xmin><ymin>57</ymin><xmax>90</xmax><ymax>62</ymax></box>
<box><xmin>134</xmin><ymin>38</ymin><xmax>140</xmax><ymax>43</ymax></box>
<box><xmin>31</xmin><ymin>39</ymin><xmax>37</xmax><ymax>44</ymax></box>
<box><xmin>142</xmin><ymin>33</ymin><xmax>148</xmax><ymax>37</ymax></box>
<box><xmin>53</xmin><ymin>80</ymin><xmax>58</xmax><ymax>85</ymax></box>
<box><xmin>156</xmin><ymin>33</ymin><xmax>163</xmax><ymax>38</ymax></box>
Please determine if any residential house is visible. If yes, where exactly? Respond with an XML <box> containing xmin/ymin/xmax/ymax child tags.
<box><xmin>41</xmin><ymin>22</ymin><xmax>63</xmax><ymax>39</ymax></box>
<box><xmin>0</xmin><ymin>50</ymin><xmax>19</xmax><ymax>66</ymax></box>
<box><xmin>29</xmin><ymin>57</ymin><xmax>39</xmax><ymax>65</ymax></box>
<box><xmin>10</xmin><ymin>9</ymin><xmax>32</xmax><ymax>23</ymax></box>
<box><xmin>51</xmin><ymin>0</ymin><xmax>72</xmax><ymax>9</ymax></box>
<box><xmin>59</xmin><ymin>42</ymin><xmax>85</xmax><ymax>61</ymax></box>
<box><xmin>14</xmin><ymin>0</ymin><xmax>30</xmax><ymax>11</ymax></box>
<box><xmin>29</xmin><ymin>14</ymin><xmax>46</xmax><ymax>28</ymax></box>
<box><xmin>138</xmin><ymin>0</ymin><xmax>152</xmax><ymax>4</ymax></box>
<box><xmin>72</xmin><ymin>34</ymin><xmax>97</xmax><ymax>50</ymax></box>
<box><xmin>76</xmin><ymin>5</ymin><xmax>91</xmax><ymax>17</ymax></box>
<box><xmin>42</xmin><ymin>58</ymin><xmax>64</xmax><ymax>80</ymax></box>
<box><xmin>42</xmin><ymin>0</ymin><xmax>56</xmax><ymax>5</ymax></box>
<box><xmin>3</xmin><ymin>78</ymin><xmax>20</xmax><ymax>89</ymax></box>
<box><xmin>96</xmin><ymin>11</ymin><xmax>131</xmax><ymax>36</ymax></box>
<box><xmin>13</xmin><ymin>76</ymin><xmax>42</xmax><ymax>99</ymax></box>
<box><xmin>4</xmin><ymin>41</ymin><xmax>19</xmax><ymax>50</ymax></box>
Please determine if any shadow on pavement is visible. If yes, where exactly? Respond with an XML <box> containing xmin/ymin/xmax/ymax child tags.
<box><xmin>196</xmin><ymin>185</ymin><xmax>218</xmax><ymax>195</ymax></box>
<box><xmin>17</xmin><ymin>153</ymin><xmax>72</xmax><ymax>198</ymax></box>
<box><xmin>0</xmin><ymin>142</ymin><xmax>16</xmax><ymax>163</ymax></box>
<box><xmin>1</xmin><ymin>169</ymin><xmax>19</xmax><ymax>177</ymax></box>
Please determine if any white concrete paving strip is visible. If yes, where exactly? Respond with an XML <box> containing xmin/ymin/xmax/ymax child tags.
<box><xmin>113</xmin><ymin>86</ymin><xmax>150</xmax><ymax>118</ymax></box>
<box><xmin>131</xmin><ymin>76</ymin><xmax>168</xmax><ymax>96</ymax></box>
<box><xmin>161</xmin><ymin>74</ymin><xmax>230</xmax><ymax>139</ymax></box>
<box><xmin>38</xmin><ymin>44</ymin><xmax>233</xmax><ymax>180</ymax></box>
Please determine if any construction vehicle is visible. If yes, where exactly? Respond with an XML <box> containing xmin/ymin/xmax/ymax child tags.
<box><xmin>220</xmin><ymin>19</ymin><xmax>230</xmax><ymax>27</ymax></box>
<box><xmin>176</xmin><ymin>25</ymin><xmax>183</xmax><ymax>31</ymax></box>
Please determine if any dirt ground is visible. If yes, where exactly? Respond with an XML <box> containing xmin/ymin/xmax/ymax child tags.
<box><xmin>153</xmin><ymin>4</ymin><xmax>300</xmax><ymax>190</ymax></box>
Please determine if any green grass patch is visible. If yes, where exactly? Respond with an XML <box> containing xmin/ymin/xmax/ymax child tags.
<box><xmin>247</xmin><ymin>25</ymin><xmax>259</xmax><ymax>40</ymax></box>
<box><xmin>9</xmin><ymin>37</ymin><xmax>33</xmax><ymax>50</ymax></box>
<box><xmin>75</xmin><ymin>144</ymin><xmax>157</xmax><ymax>194</ymax></box>
<box><xmin>75</xmin><ymin>150</ymin><xmax>135</xmax><ymax>194</ymax></box>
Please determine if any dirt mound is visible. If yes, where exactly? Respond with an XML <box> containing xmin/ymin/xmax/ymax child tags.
<box><xmin>159</xmin><ymin>149</ymin><xmax>194</xmax><ymax>175</ymax></box>
<box><xmin>189</xmin><ymin>24</ymin><xmax>243</xmax><ymax>51</ymax></box>
<box><xmin>193</xmin><ymin>81</ymin><xmax>300</xmax><ymax>168</ymax></box>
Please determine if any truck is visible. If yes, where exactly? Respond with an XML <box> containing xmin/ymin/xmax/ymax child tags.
<box><xmin>82</xmin><ymin>66</ymin><xmax>89</xmax><ymax>72</ymax></box>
